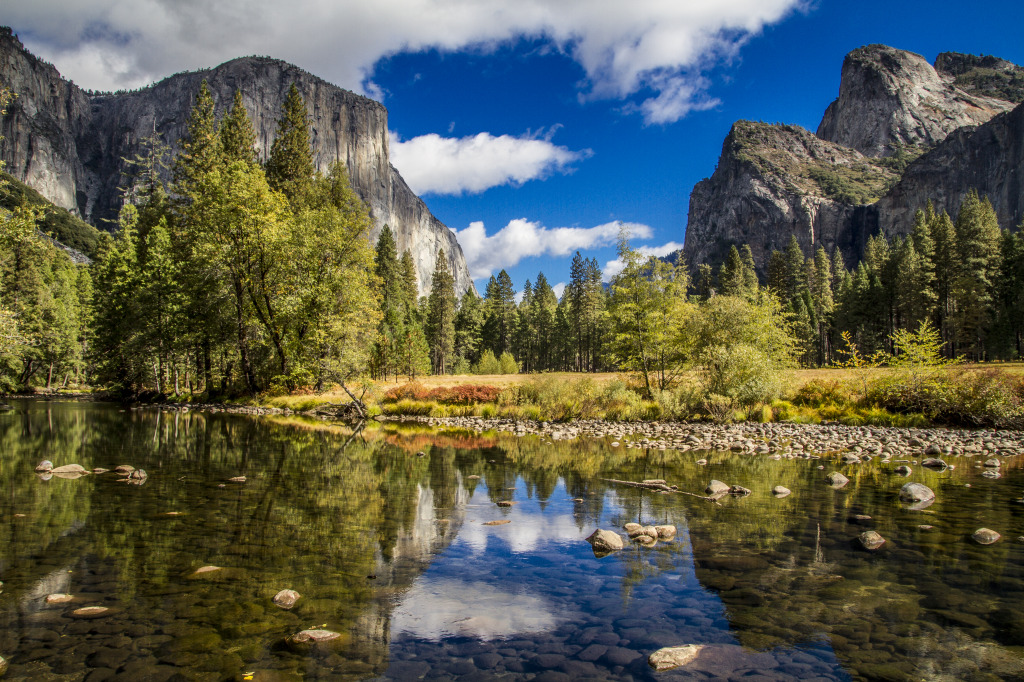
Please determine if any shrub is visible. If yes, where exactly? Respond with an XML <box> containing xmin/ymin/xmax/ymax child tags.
<box><xmin>382</xmin><ymin>382</ymin><xmax>431</xmax><ymax>403</ymax></box>
<box><xmin>498</xmin><ymin>351</ymin><xmax>519</xmax><ymax>375</ymax></box>
<box><xmin>652</xmin><ymin>384</ymin><xmax>701</xmax><ymax>420</ymax></box>
<box><xmin>792</xmin><ymin>379</ymin><xmax>853</xmax><ymax>407</ymax></box>
<box><xmin>866</xmin><ymin>368</ymin><xmax>1024</xmax><ymax>428</ymax></box>
<box><xmin>474</xmin><ymin>350</ymin><xmax>501</xmax><ymax>375</ymax></box>
<box><xmin>698</xmin><ymin>343</ymin><xmax>785</xmax><ymax>407</ymax></box>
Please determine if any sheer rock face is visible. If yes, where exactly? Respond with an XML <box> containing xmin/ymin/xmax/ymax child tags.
<box><xmin>817</xmin><ymin>44</ymin><xmax>1014</xmax><ymax>158</ymax></box>
<box><xmin>876</xmin><ymin>101</ymin><xmax>1024</xmax><ymax>236</ymax></box>
<box><xmin>685</xmin><ymin>44</ymin><xmax>1023</xmax><ymax>273</ymax></box>
<box><xmin>684</xmin><ymin>121</ymin><xmax>885</xmax><ymax>275</ymax></box>
<box><xmin>0</xmin><ymin>28</ymin><xmax>471</xmax><ymax>296</ymax></box>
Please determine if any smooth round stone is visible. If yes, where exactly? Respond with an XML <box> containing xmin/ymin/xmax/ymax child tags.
<box><xmin>772</xmin><ymin>486</ymin><xmax>791</xmax><ymax>497</ymax></box>
<box><xmin>858</xmin><ymin>531</ymin><xmax>886</xmax><ymax>551</ymax></box>
<box><xmin>285</xmin><ymin>629</ymin><xmax>347</xmax><ymax>654</ymax></box>
<box><xmin>45</xmin><ymin>594</ymin><xmax>74</xmax><ymax>605</ymax></box>
<box><xmin>34</xmin><ymin>460</ymin><xmax>54</xmax><ymax>472</ymax></box>
<box><xmin>705</xmin><ymin>480</ymin><xmax>730</xmax><ymax>495</ymax></box>
<box><xmin>272</xmin><ymin>589</ymin><xmax>300</xmax><ymax>610</ymax></box>
<box><xmin>586</xmin><ymin>529</ymin><xmax>623</xmax><ymax>554</ymax></box>
<box><xmin>972</xmin><ymin>528</ymin><xmax>1001</xmax><ymax>545</ymax></box>
<box><xmin>113</xmin><ymin>465</ymin><xmax>135</xmax><ymax>475</ymax></box>
<box><xmin>826</xmin><ymin>472</ymin><xmax>849</xmax><ymax>488</ymax></box>
<box><xmin>894</xmin><ymin>465</ymin><xmax>912</xmax><ymax>475</ymax></box>
<box><xmin>921</xmin><ymin>458</ymin><xmax>948</xmax><ymax>470</ymax></box>
<box><xmin>70</xmin><ymin>606</ymin><xmax>114</xmax><ymax>619</ymax></box>
<box><xmin>899</xmin><ymin>482</ymin><xmax>935</xmax><ymax>503</ymax></box>
<box><xmin>623</xmin><ymin>523</ymin><xmax>642</xmax><ymax>533</ymax></box>
<box><xmin>654</xmin><ymin>525</ymin><xmax>676</xmax><ymax>539</ymax></box>
<box><xmin>190</xmin><ymin>566</ymin><xmax>223</xmax><ymax>577</ymax></box>
<box><xmin>633</xmin><ymin>534</ymin><xmax>656</xmax><ymax>546</ymax></box>
<box><xmin>648</xmin><ymin>644</ymin><xmax>704</xmax><ymax>671</ymax></box>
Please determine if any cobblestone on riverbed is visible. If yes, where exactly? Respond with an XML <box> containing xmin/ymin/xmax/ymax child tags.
<box><xmin>388</xmin><ymin>416</ymin><xmax>1024</xmax><ymax>459</ymax></box>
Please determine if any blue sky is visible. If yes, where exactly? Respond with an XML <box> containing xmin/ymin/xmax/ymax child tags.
<box><xmin>7</xmin><ymin>0</ymin><xmax>1024</xmax><ymax>298</ymax></box>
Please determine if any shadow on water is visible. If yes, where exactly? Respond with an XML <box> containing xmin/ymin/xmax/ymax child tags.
<box><xmin>0</xmin><ymin>400</ymin><xmax>1022</xmax><ymax>680</ymax></box>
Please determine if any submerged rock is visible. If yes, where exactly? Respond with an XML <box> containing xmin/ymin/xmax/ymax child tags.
<box><xmin>191</xmin><ymin>566</ymin><xmax>223</xmax><ymax>577</ymax></box>
<box><xmin>648</xmin><ymin>644</ymin><xmax>704</xmax><ymax>671</ymax></box>
<box><xmin>114</xmin><ymin>465</ymin><xmax>135</xmax><ymax>475</ymax></box>
<box><xmin>286</xmin><ymin>629</ymin><xmax>347</xmax><ymax>653</ymax></box>
<box><xmin>894</xmin><ymin>465</ymin><xmax>912</xmax><ymax>475</ymax></box>
<box><xmin>972</xmin><ymin>528</ymin><xmax>1001</xmax><ymax>545</ymax></box>
<box><xmin>70</xmin><ymin>606</ymin><xmax>114</xmax><ymax>619</ymax></box>
<box><xmin>858</xmin><ymin>530</ymin><xmax>886</xmax><ymax>551</ymax></box>
<box><xmin>92</xmin><ymin>467</ymin><xmax>109</xmax><ymax>474</ymax></box>
<box><xmin>899</xmin><ymin>482</ymin><xmax>935</xmax><ymax>504</ymax></box>
<box><xmin>272</xmin><ymin>589</ymin><xmax>301</xmax><ymax>610</ymax></box>
<box><xmin>922</xmin><ymin>458</ymin><xmax>948</xmax><ymax>470</ymax></box>
<box><xmin>496</xmin><ymin>500</ymin><xmax>516</xmax><ymax>507</ymax></box>
<box><xmin>126</xmin><ymin>469</ymin><xmax>148</xmax><ymax>485</ymax></box>
<box><xmin>772</xmin><ymin>486</ymin><xmax>791</xmax><ymax>497</ymax></box>
<box><xmin>45</xmin><ymin>593</ymin><xmax>74</xmax><ymax>605</ymax></box>
<box><xmin>227</xmin><ymin>476</ymin><xmax>246</xmax><ymax>483</ymax></box>
<box><xmin>729</xmin><ymin>485</ymin><xmax>752</xmax><ymax>497</ymax></box>
<box><xmin>483</xmin><ymin>519</ymin><xmax>510</xmax><ymax>526</ymax></box>
<box><xmin>586</xmin><ymin>529</ymin><xmax>624</xmax><ymax>555</ymax></box>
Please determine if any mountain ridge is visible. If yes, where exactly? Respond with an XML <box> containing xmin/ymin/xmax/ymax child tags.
<box><xmin>0</xmin><ymin>27</ymin><xmax>473</xmax><ymax>296</ymax></box>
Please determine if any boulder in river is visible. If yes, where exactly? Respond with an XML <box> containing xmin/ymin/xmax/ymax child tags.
<box><xmin>984</xmin><ymin>458</ymin><xmax>1001</xmax><ymax>468</ymax></box>
<box><xmin>114</xmin><ymin>465</ymin><xmax>135</xmax><ymax>475</ymax></box>
<box><xmin>272</xmin><ymin>589</ymin><xmax>301</xmax><ymax>610</ymax></box>
<box><xmin>826</xmin><ymin>472</ymin><xmax>849</xmax><ymax>488</ymax></box>
<box><xmin>858</xmin><ymin>530</ymin><xmax>886</xmax><ymax>551</ymax></box>
<box><xmin>45</xmin><ymin>593</ymin><xmax>74</xmax><ymax>605</ymax></box>
<box><xmin>227</xmin><ymin>476</ymin><xmax>246</xmax><ymax>483</ymax></box>
<box><xmin>899</xmin><ymin>482</ymin><xmax>935</xmax><ymax>504</ymax></box>
<box><xmin>70</xmin><ymin>606</ymin><xmax>114</xmax><ymax>619</ymax></box>
<box><xmin>648</xmin><ymin>644</ymin><xmax>704</xmax><ymax>671</ymax></box>
<box><xmin>772</xmin><ymin>486</ymin><xmax>791</xmax><ymax>497</ymax></box>
<box><xmin>729</xmin><ymin>485</ymin><xmax>752</xmax><ymax>497</ymax></box>
<box><xmin>624</xmin><ymin>523</ymin><xmax>642</xmax><ymax>534</ymax></box>
<box><xmin>894</xmin><ymin>465</ymin><xmax>912</xmax><ymax>475</ymax></box>
<box><xmin>34</xmin><ymin>460</ymin><xmax>53</xmax><ymax>472</ymax></box>
<box><xmin>586</xmin><ymin>529</ymin><xmax>624</xmax><ymax>555</ymax></box>
<box><xmin>705</xmin><ymin>480</ymin><xmax>730</xmax><ymax>495</ymax></box>
<box><xmin>972</xmin><ymin>528</ymin><xmax>1001</xmax><ymax>545</ymax></box>
<box><xmin>654</xmin><ymin>525</ymin><xmax>677</xmax><ymax>539</ymax></box>
<box><xmin>922</xmin><ymin>458</ymin><xmax>948</xmax><ymax>470</ymax></box>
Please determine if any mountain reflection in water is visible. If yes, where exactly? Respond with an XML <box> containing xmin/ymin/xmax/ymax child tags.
<box><xmin>0</xmin><ymin>400</ymin><xmax>1022</xmax><ymax>680</ymax></box>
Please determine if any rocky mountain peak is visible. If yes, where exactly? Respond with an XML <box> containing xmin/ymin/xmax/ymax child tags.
<box><xmin>0</xmin><ymin>28</ymin><xmax>473</xmax><ymax>296</ymax></box>
<box><xmin>816</xmin><ymin>44</ymin><xmax>1014</xmax><ymax>158</ymax></box>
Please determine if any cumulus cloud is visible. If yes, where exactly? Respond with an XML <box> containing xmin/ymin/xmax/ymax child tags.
<box><xmin>390</xmin><ymin>130</ymin><xmax>590</xmax><ymax>195</ymax></box>
<box><xmin>454</xmin><ymin>218</ymin><xmax>652</xmax><ymax>280</ymax></box>
<box><xmin>10</xmin><ymin>0</ymin><xmax>802</xmax><ymax>123</ymax></box>
<box><xmin>602</xmin><ymin>241</ymin><xmax>685</xmax><ymax>281</ymax></box>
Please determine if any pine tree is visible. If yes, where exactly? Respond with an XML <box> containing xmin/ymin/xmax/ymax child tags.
<box><xmin>784</xmin><ymin>235</ymin><xmax>805</xmax><ymax>300</ymax></box>
<box><xmin>953</xmin><ymin>190</ymin><xmax>1002</xmax><ymax>358</ymax></box>
<box><xmin>426</xmin><ymin>249</ymin><xmax>456</xmax><ymax>374</ymax></box>
<box><xmin>266</xmin><ymin>83</ymin><xmax>314</xmax><ymax>203</ymax></box>
<box><xmin>220</xmin><ymin>90</ymin><xmax>258</xmax><ymax>166</ymax></box>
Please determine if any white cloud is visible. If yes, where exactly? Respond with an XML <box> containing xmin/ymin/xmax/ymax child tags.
<box><xmin>390</xmin><ymin>130</ymin><xmax>590</xmax><ymax>195</ymax></box>
<box><xmin>10</xmin><ymin>0</ymin><xmax>802</xmax><ymax>123</ymax></box>
<box><xmin>454</xmin><ymin>218</ymin><xmax>652</xmax><ymax>280</ymax></box>
<box><xmin>603</xmin><ymin>241</ymin><xmax>684</xmax><ymax>281</ymax></box>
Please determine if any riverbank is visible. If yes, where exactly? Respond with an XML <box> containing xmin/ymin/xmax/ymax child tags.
<box><xmin>391</xmin><ymin>414</ymin><xmax>1024</xmax><ymax>459</ymax></box>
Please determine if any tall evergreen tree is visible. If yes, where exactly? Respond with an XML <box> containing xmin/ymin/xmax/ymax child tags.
<box><xmin>266</xmin><ymin>83</ymin><xmax>314</xmax><ymax>203</ymax></box>
<box><xmin>426</xmin><ymin>250</ymin><xmax>456</xmax><ymax>374</ymax></box>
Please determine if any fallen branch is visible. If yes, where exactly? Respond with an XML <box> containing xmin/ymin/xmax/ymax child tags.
<box><xmin>601</xmin><ymin>478</ymin><xmax>720</xmax><ymax>504</ymax></box>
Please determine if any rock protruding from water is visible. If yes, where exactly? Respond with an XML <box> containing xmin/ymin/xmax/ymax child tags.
<box><xmin>0</xmin><ymin>653</ymin><xmax>7</xmax><ymax>678</ymax></box>
<box><xmin>899</xmin><ymin>482</ymin><xmax>935</xmax><ymax>503</ymax></box>
<box><xmin>70</xmin><ymin>606</ymin><xmax>113</xmax><ymax>619</ymax></box>
<box><xmin>191</xmin><ymin>566</ymin><xmax>223</xmax><ymax>577</ymax></box>
<box><xmin>772</xmin><ymin>486</ymin><xmax>791</xmax><ymax>497</ymax></box>
<box><xmin>655</xmin><ymin>525</ymin><xmax>677</xmax><ymax>539</ymax></box>
<box><xmin>586</xmin><ymin>529</ymin><xmax>624</xmax><ymax>555</ymax></box>
<box><xmin>972</xmin><ymin>528</ymin><xmax>1001</xmax><ymax>545</ymax></box>
<box><xmin>826</xmin><ymin>472</ymin><xmax>850</xmax><ymax>488</ymax></box>
<box><xmin>34</xmin><ymin>460</ymin><xmax>53</xmax><ymax>472</ymax></box>
<box><xmin>705</xmin><ymin>480</ymin><xmax>731</xmax><ymax>495</ymax></box>
<box><xmin>922</xmin><ymin>458</ymin><xmax>948</xmax><ymax>470</ymax></box>
<box><xmin>272</xmin><ymin>589</ymin><xmax>301</xmax><ymax>610</ymax></box>
<box><xmin>114</xmin><ymin>465</ymin><xmax>135</xmax><ymax>475</ymax></box>
<box><xmin>45</xmin><ymin>593</ymin><xmax>74</xmax><ymax>605</ymax></box>
<box><xmin>858</xmin><ymin>530</ymin><xmax>886</xmax><ymax>551</ymax></box>
<box><xmin>648</xmin><ymin>644</ymin><xmax>704</xmax><ymax>671</ymax></box>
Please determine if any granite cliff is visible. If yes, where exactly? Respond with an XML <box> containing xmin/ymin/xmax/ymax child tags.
<box><xmin>685</xmin><ymin>44</ymin><xmax>1024</xmax><ymax>274</ymax></box>
<box><xmin>0</xmin><ymin>28</ymin><xmax>472</xmax><ymax>296</ymax></box>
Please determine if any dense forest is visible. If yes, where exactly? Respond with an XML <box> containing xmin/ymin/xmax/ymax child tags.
<box><xmin>1</xmin><ymin>81</ymin><xmax>1022</xmax><ymax>400</ymax></box>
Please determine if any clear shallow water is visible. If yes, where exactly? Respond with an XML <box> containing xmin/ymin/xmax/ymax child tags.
<box><xmin>1</xmin><ymin>401</ymin><xmax>1023</xmax><ymax>681</ymax></box>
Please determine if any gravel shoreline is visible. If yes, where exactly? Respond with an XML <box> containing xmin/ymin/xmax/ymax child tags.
<box><xmin>394</xmin><ymin>415</ymin><xmax>1024</xmax><ymax>459</ymax></box>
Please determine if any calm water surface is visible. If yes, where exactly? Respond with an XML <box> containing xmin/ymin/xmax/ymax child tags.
<box><xmin>1</xmin><ymin>400</ymin><xmax>1024</xmax><ymax>681</ymax></box>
